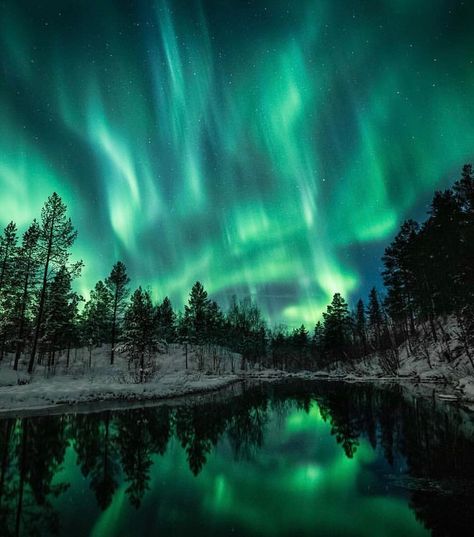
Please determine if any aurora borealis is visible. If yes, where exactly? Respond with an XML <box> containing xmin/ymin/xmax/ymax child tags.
<box><xmin>1</xmin><ymin>1</ymin><xmax>474</xmax><ymax>324</ymax></box>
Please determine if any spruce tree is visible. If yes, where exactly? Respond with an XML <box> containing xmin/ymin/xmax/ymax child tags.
<box><xmin>122</xmin><ymin>287</ymin><xmax>156</xmax><ymax>382</ymax></box>
<box><xmin>322</xmin><ymin>293</ymin><xmax>352</xmax><ymax>361</ymax></box>
<box><xmin>105</xmin><ymin>262</ymin><xmax>130</xmax><ymax>365</ymax></box>
<box><xmin>184</xmin><ymin>282</ymin><xmax>210</xmax><ymax>345</ymax></box>
<box><xmin>292</xmin><ymin>325</ymin><xmax>308</xmax><ymax>348</ymax></box>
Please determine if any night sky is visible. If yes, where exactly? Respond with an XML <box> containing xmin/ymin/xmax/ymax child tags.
<box><xmin>1</xmin><ymin>0</ymin><xmax>474</xmax><ymax>325</ymax></box>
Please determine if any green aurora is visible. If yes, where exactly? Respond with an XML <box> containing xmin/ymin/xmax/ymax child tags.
<box><xmin>1</xmin><ymin>0</ymin><xmax>474</xmax><ymax>324</ymax></box>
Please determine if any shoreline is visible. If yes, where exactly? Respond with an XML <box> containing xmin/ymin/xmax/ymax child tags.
<box><xmin>1</xmin><ymin>368</ymin><xmax>473</xmax><ymax>419</ymax></box>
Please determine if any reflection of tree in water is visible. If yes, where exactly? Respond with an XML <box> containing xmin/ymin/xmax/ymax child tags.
<box><xmin>400</xmin><ymin>394</ymin><xmax>474</xmax><ymax>537</ymax></box>
<box><xmin>175</xmin><ymin>402</ymin><xmax>231</xmax><ymax>476</ymax></box>
<box><xmin>0</xmin><ymin>419</ymin><xmax>15</xmax><ymax>534</ymax></box>
<box><xmin>312</xmin><ymin>381</ymin><xmax>474</xmax><ymax>536</ymax></box>
<box><xmin>316</xmin><ymin>387</ymin><xmax>364</xmax><ymax>459</ymax></box>
<box><xmin>0</xmin><ymin>416</ymin><xmax>69</xmax><ymax>536</ymax></box>
<box><xmin>0</xmin><ymin>382</ymin><xmax>474</xmax><ymax>536</ymax></box>
<box><xmin>115</xmin><ymin>406</ymin><xmax>172</xmax><ymax>507</ymax></box>
<box><xmin>227</xmin><ymin>388</ymin><xmax>268</xmax><ymax>461</ymax></box>
<box><xmin>116</xmin><ymin>410</ymin><xmax>153</xmax><ymax>508</ymax></box>
<box><xmin>74</xmin><ymin>411</ymin><xmax>119</xmax><ymax>510</ymax></box>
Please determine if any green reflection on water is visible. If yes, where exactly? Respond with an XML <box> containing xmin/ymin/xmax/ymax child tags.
<box><xmin>45</xmin><ymin>397</ymin><xmax>428</xmax><ymax>537</ymax></box>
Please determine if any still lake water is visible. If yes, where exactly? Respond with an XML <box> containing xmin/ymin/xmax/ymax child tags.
<box><xmin>1</xmin><ymin>381</ymin><xmax>473</xmax><ymax>537</ymax></box>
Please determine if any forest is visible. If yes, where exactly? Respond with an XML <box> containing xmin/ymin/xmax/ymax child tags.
<box><xmin>0</xmin><ymin>164</ymin><xmax>473</xmax><ymax>378</ymax></box>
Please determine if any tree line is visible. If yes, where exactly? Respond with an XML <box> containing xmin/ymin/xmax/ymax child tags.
<box><xmin>0</xmin><ymin>192</ymin><xmax>267</xmax><ymax>375</ymax></box>
<box><xmin>0</xmin><ymin>164</ymin><xmax>473</xmax><ymax>375</ymax></box>
<box><xmin>308</xmin><ymin>163</ymin><xmax>474</xmax><ymax>373</ymax></box>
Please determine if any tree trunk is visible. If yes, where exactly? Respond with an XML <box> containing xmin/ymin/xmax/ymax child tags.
<box><xmin>14</xmin><ymin>257</ymin><xmax>32</xmax><ymax>370</ymax></box>
<box><xmin>28</xmin><ymin>219</ymin><xmax>55</xmax><ymax>373</ymax></box>
<box><xmin>0</xmin><ymin>333</ymin><xmax>6</xmax><ymax>362</ymax></box>
<box><xmin>110</xmin><ymin>288</ymin><xmax>118</xmax><ymax>365</ymax></box>
<box><xmin>456</xmin><ymin>315</ymin><xmax>474</xmax><ymax>370</ymax></box>
<box><xmin>428</xmin><ymin>313</ymin><xmax>438</xmax><ymax>343</ymax></box>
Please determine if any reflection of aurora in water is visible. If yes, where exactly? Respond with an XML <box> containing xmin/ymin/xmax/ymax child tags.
<box><xmin>2</xmin><ymin>383</ymin><xmax>474</xmax><ymax>536</ymax></box>
<box><xmin>1</xmin><ymin>1</ymin><xmax>474</xmax><ymax>323</ymax></box>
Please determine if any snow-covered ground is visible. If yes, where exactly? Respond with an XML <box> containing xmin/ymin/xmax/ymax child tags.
<box><xmin>0</xmin><ymin>344</ymin><xmax>244</xmax><ymax>415</ymax></box>
<box><xmin>1</xmin><ymin>316</ymin><xmax>474</xmax><ymax>415</ymax></box>
<box><xmin>303</xmin><ymin>315</ymin><xmax>474</xmax><ymax>406</ymax></box>
<box><xmin>239</xmin><ymin>315</ymin><xmax>474</xmax><ymax>406</ymax></box>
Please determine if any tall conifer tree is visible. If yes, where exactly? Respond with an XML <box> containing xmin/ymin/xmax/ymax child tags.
<box><xmin>28</xmin><ymin>193</ymin><xmax>80</xmax><ymax>373</ymax></box>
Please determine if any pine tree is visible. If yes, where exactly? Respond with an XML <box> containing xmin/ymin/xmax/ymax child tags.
<box><xmin>453</xmin><ymin>164</ymin><xmax>474</xmax><ymax>213</ymax></box>
<box><xmin>206</xmin><ymin>300</ymin><xmax>224</xmax><ymax>345</ymax></box>
<box><xmin>28</xmin><ymin>193</ymin><xmax>81</xmax><ymax>373</ymax></box>
<box><xmin>453</xmin><ymin>164</ymin><xmax>474</xmax><ymax>308</ymax></box>
<box><xmin>451</xmin><ymin>167</ymin><xmax>474</xmax><ymax>358</ymax></box>
<box><xmin>312</xmin><ymin>320</ymin><xmax>324</xmax><ymax>362</ymax></box>
<box><xmin>0</xmin><ymin>222</ymin><xmax>18</xmax><ymax>361</ymax></box>
<box><xmin>0</xmin><ymin>222</ymin><xmax>17</xmax><ymax>294</ymax></box>
<box><xmin>355</xmin><ymin>299</ymin><xmax>367</xmax><ymax>356</ymax></box>
<box><xmin>122</xmin><ymin>288</ymin><xmax>156</xmax><ymax>382</ymax></box>
<box><xmin>292</xmin><ymin>324</ymin><xmax>309</xmax><ymax>367</ymax></box>
<box><xmin>292</xmin><ymin>325</ymin><xmax>308</xmax><ymax>348</ymax></box>
<box><xmin>175</xmin><ymin>311</ymin><xmax>190</xmax><ymax>369</ymax></box>
<box><xmin>105</xmin><ymin>262</ymin><xmax>130</xmax><ymax>365</ymax></box>
<box><xmin>425</xmin><ymin>190</ymin><xmax>463</xmax><ymax>313</ymax></box>
<box><xmin>155</xmin><ymin>297</ymin><xmax>176</xmax><ymax>344</ymax></box>
<box><xmin>367</xmin><ymin>288</ymin><xmax>384</xmax><ymax>350</ymax></box>
<box><xmin>225</xmin><ymin>296</ymin><xmax>266</xmax><ymax>367</ymax></box>
<box><xmin>382</xmin><ymin>220</ymin><xmax>419</xmax><ymax>336</ymax></box>
<box><xmin>13</xmin><ymin>221</ymin><xmax>41</xmax><ymax>370</ymax></box>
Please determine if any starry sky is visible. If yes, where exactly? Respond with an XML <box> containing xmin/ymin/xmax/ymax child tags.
<box><xmin>1</xmin><ymin>0</ymin><xmax>474</xmax><ymax>325</ymax></box>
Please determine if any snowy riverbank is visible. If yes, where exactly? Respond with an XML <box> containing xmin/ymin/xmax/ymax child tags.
<box><xmin>1</xmin><ymin>333</ymin><xmax>474</xmax><ymax>415</ymax></box>
<box><xmin>0</xmin><ymin>344</ymin><xmax>246</xmax><ymax>414</ymax></box>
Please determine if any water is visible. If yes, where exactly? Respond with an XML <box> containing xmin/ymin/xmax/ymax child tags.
<box><xmin>0</xmin><ymin>381</ymin><xmax>473</xmax><ymax>537</ymax></box>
